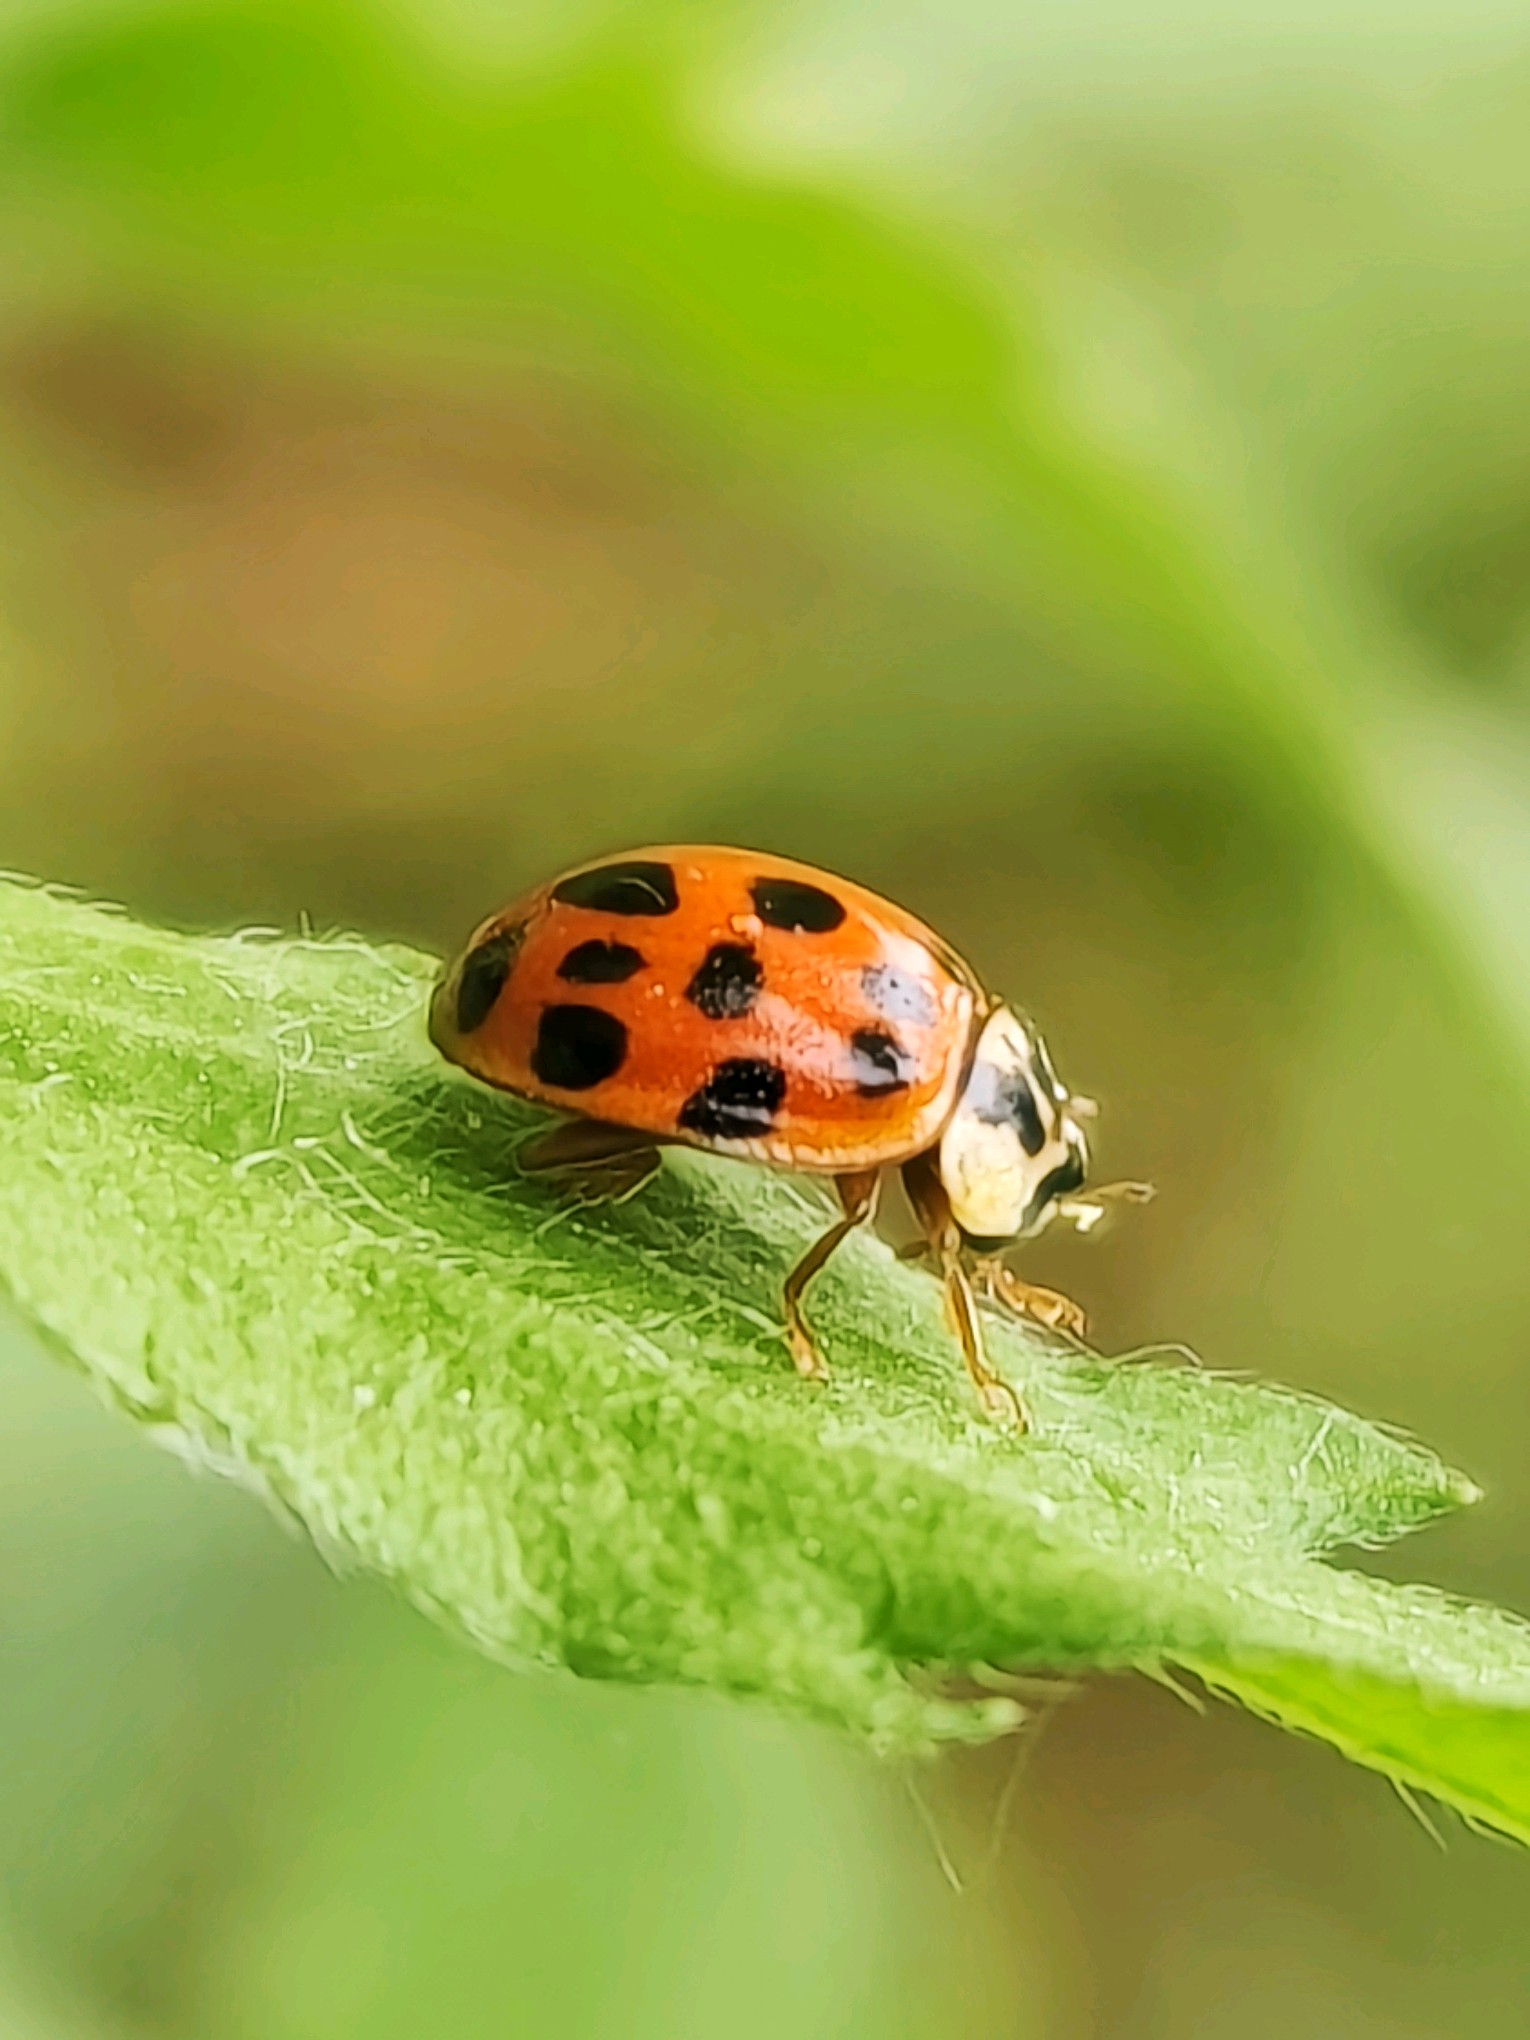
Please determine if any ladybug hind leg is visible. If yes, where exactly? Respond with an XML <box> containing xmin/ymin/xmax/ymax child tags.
<box><xmin>517</xmin><ymin>1118</ymin><xmax>664</xmax><ymax>1206</ymax></box>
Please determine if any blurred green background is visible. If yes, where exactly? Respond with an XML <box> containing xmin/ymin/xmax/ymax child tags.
<box><xmin>2</xmin><ymin>0</ymin><xmax>1529</xmax><ymax>2032</ymax></box>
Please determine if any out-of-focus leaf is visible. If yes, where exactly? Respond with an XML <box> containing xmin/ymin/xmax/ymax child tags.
<box><xmin>1196</xmin><ymin>1653</ymin><xmax>1530</xmax><ymax>1848</ymax></box>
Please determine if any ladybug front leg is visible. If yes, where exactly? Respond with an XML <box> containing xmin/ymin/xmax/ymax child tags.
<box><xmin>901</xmin><ymin>1154</ymin><xmax>1027</xmax><ymax>1430</ymax></box>
<box><xmin>781</xmin><ymin>1170</ymin><xmax>880</xmax><ymax>1383</ymax></box>
<box><xmin>517</xmin><ymin>1117</ymin><xmax>664</xmax><ymax>1205</ymax></box>
<box><xmin>974</xmin><ymin>1261</ymin><xmax>1089</xmax><ymax>1343</ymax></box>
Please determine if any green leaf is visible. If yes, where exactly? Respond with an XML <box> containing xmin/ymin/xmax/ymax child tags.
<box><xmin>0</xmin><ymin>874</ymin><xmax>1527</xmax><ymax>1835</ymax></box>
<box><xmin>1196</xmin><ymin>1654</ymin><xmax>1530</xmax><ymax>1850</ymax></box>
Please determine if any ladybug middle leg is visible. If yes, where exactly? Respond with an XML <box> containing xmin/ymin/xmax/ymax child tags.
<box><xmin>901</xmin><ymin>1152</ymin><xmax>1027</xmax><ymax>1429</ymax></box>
<box><xmin>781</xmin><ymin>1169</ymin><xmax>880</xmax><ymax>1383</ymax></box>
<box><xmin>517</xmin><ymin>1117</ymin><xmax>664</xmax><ymax>1205</ymax></box>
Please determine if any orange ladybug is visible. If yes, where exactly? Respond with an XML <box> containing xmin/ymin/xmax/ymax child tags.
<box><xmin>429</xmin><ymin>847</ymin><xmax>1145</xmax><ymax>1426</ymax></box>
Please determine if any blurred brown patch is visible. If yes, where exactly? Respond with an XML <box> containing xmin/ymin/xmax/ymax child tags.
<box><xmin>0</xmin><ymin>314</ymin><xmax>826</xmax><ymax>936</ymax></box>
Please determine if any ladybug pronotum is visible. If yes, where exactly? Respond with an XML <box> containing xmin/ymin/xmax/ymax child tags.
<box><xmin>429</xmin><ymin>846</ymin><xmax>1146</xmax><ymax>1427</ymax></box>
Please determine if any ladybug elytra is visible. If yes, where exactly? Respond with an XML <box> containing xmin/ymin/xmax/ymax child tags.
<box><xmin>429</xmin><ymin>846</ymin><xmax>1146</xmax><ymax>1427</ymax></box>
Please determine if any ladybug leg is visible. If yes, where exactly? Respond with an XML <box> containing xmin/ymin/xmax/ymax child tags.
<box><xmin>781</xmin><ymin>1170</ymin><xmax>880</xmax><ymax>1383</ymax></box>
<box><xmin>975</xmin><ymin>1261</ymin><xmax>1089</xmax><ymax>1343</ymax></box>
<box><xmin>901</xmin><ymin>1154</ymin><xmax>1027</xmax><ymax>1430</ymax></box>
<box><xmin>516</xmin><ymin>1118</ymin><xmax>663</xmax><ymax>1206</ymax></box>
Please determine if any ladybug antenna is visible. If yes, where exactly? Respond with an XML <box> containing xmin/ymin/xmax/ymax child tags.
<box><xmin>1056</xmin><ymin>1179</ymin><xmax>1154</xmax><ymax>1235</ymax></box>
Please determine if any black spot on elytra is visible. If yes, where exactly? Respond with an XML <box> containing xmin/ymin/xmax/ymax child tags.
<box><xmin>552</xmin><ymin>860</ymin><xmax>678</xmax><ymax>917</ymax></box>
<box><xmin>557</xmin><ymin>939</ymin><xmax>646</xmax><ymax>985</ymax></box>
<box><xmin>454</xmin><ymin>925</ymin><xmax>524</xmax><ymax>1033</ymax></box>
<box><xmin>966</xmin><ymin>1061</ymin><xmax>1046</xmax><ymax>1155</ymax></box>
<box><xmin>685</xmin><ymin>942</ymin><xmax>762</xmax><ymax>1020</ymax></box>
<box><xmin>678</xmin><ymin>1057</ymin><xmax>787</xmax><ymax>1141</ymax></box>
<box><xmin>850</xmin><ymin>1027</ymin><xmax>912</xmax><ymax>1096</ymax></box>
<box><xmin>531</xmin><ymin>1004</ymin><xmax>629</xmax><ymax>1090</ymax></box>
<box><xmin>750</xmin><ymin>876</ymin><xmax>845</xmax><ymax>934</ymax></box>
<box><xmin>861</xmin><ymin>963</ymin><xmax>937</xmax><ymax>1029</ymax></box>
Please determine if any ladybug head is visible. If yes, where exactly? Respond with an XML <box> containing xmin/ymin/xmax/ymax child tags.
<box><xmin>938</xmin><ymin>1007</ymin><xmax>1097</xmax><ymax>1247</ymax></box>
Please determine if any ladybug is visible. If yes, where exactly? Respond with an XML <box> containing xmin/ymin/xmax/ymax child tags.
<box><xmin>429</xmin><ymin>847</ymin><xmax>1146</xmax><ymax>1426</ymax></box>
